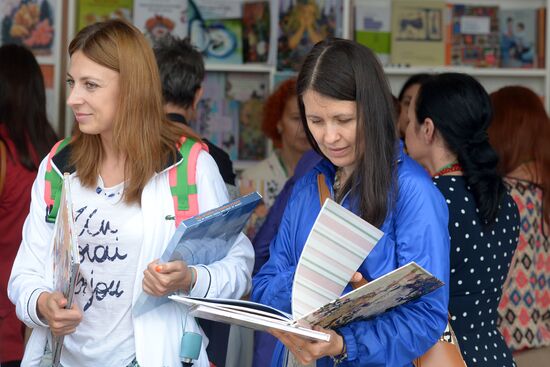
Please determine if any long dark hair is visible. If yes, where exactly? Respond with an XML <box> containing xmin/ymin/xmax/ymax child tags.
<box><xmin>415</xmin><ymin>73</ymin><xmax>505</xmax><ymax>223</ymax></box>
<box><xmin>0</xmin><ymin>44</ymin><xmax>57</xmax><ymax>169</ymax></box>
<box><xmin>296</xmin><ymin>38</ymin><xmax>397</xmax><ymax>227</ymax></box>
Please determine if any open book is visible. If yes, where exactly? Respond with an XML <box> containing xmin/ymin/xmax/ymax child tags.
<box><xmin>133</xmin><ymin>192</ymin><xmax>262</xmax><ymax>316</ymax></box>
<box><xmin>51</xmin><ymin>173</ymin><xmax>80</xmax><ymax>367</ymax></box>
<box><xmin>169</xmin><ymin>199</ymin><xmax>444</xmax><ymax>340</ymax></box>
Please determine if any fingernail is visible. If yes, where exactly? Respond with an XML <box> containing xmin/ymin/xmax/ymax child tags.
<box><xmin>155</xmin><ymin>265</ymin><xmax>162</xmax><ymax>272</ymax></box>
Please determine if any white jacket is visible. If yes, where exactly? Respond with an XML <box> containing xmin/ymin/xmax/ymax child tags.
<box><xmin>8</xmin><ymin>150</ymin><xmax>254</xmax><ymax>367</ymax></box>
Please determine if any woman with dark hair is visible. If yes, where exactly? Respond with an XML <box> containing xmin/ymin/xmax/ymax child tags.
<box><xmin>0</xmin><ymin>43</ymin><xmax>58</xmax><ymax>367</ymax></box>
<box><xmin>489</xmin><ymin>86</ymin><xmax>550</xmax><ymax>366</ymax></box>
<box><xmin>396</xmin><ymin>73</ymin><xmax>431</xmax><ymax>139</ymax></box>
<box><xmin>8</xmin><ymin>20</ymin><xmax>252</xmax><ymax>366</ymax></box>
<box><xmin>406</xmin><ymin>73</ymin><xmax>520</xmax><ymax>367</ymax></box>
<box><xmin>251</xmin><ymin>38</ymin><xmax>450</xmax><ymax>366</ymax></box>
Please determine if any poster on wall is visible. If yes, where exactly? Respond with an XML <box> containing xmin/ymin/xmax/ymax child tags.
<box><xmin>133</xmin><ymin>0</ymin><xmax>188</xmax><ymax>44</ymax></box>
<box><xmin>77</xmin><ymin>0</ymin><xmax>133</xmax><ymax>31</ymax></box>
<box><xmin>0</xmin><ymin>0</ymin><xmax>57</xmax><ymax>63</ymax></box>
<box><xmin>277</xmin><ymin>0</ymin><xmax>343</xmax><ymax>71</ymax></box>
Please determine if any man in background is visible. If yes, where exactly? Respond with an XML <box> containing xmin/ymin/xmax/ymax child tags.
<box><xmin>154</xmin><ymin>36</ymin><xmax>237</xmax><ymax>197</ymax></box>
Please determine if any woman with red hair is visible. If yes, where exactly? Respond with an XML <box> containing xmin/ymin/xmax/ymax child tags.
<box><xmin>240</xmin><ymin>78</ymin><xmax>311</xmax><ymax>239</ymax></box>
<box><xmin>489</xmin><ymin>86</ymin><xmax>550</xmax><ymax>367</ymax></box>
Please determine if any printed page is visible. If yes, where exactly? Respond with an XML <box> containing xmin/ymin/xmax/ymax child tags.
<box><xmin>291</xmin><ymin>199</ymin><xmax>384</xmax><ymax>319</ymax></box>
<box><xmin>298</xmin><ymin>262</ymin><xmax>444</xmax><ymax>330</ymax></box>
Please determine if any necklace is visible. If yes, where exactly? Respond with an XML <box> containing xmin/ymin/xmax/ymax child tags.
<box><xmin>432</xmin><ymin>161</ymin><xmax>462</xmax><ymax>177</ymax></box>
<box><xmin>334</xmin><ymin>168</ymin><xmax>344</xmax><ymax>193</ymax></box>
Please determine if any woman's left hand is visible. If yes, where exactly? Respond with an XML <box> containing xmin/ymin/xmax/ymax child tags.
<box><xmin>269</xmin><ymin>326</ymin><xmax>345</xmax><ymax>365</ymax></box>
<box><xmin>142</xmin><ymin>259</ymin><xmax>195</xmax><ymax>296</ymax></box>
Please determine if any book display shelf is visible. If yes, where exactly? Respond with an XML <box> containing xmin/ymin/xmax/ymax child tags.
<box><xmin>33</xmin><ymin>0</ymin><xmax>550</xmax><ymax>168</ymax></box>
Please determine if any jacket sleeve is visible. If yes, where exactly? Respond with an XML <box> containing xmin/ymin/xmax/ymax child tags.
<box><xmin>190</xmin><ymin>151</ymin><xmax>254</xmax><ymax>299</ymax></box>
<box><xmin>8</xmin><ymin>156</ymin><xmax>53</xmax><ymax>328</ymax></box>
<box><xmin>338</xmin><ymin>172</ymin><xmax>450</xmax><ymax>366</ymax></box>
<box><xmin>250</xmin><ymin>190</ymin><xmax>305</xmax><ymax>314</ymax></box>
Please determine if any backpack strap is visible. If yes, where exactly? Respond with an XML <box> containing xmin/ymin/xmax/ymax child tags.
<box><xmin>170</xmin><ymin>137</ymin><xmax>208</xmax><ymax>226</ymax></box>
<box><xmin>44</xmin><ymin>137</ymin><xmax>72</xmax><ymax>223</ymax></box>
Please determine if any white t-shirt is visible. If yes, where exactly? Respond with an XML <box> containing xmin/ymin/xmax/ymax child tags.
<box><xmin>62</xmin><ymin>176</ymin><xmax>143</xmax><ymax>367</ymax></box>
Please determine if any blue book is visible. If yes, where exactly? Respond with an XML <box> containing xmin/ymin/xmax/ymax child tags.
<box><xmin>133</xmin><ymin>192</ymin><xmax>262</xmax><ymax>316</ymax></box>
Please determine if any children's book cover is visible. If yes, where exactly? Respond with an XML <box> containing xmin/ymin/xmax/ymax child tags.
<box><xmin>277</xmin><ymin>0</ymin><xmax>343</xmax><ymax>71</ymax></box>
<box><xmin>499</xmin><ymin>9</ymin><xmax>537</xmax><ymax>68</ymax></box>
<box><xmin>390</xmin><ymin>0</ymin><xmax>445</xmax><ymax>66</ymax></box>
<box><xmin>77</xmin><ymin>0</ymin><xmax>133</xmax><ymax>31</ymax></box>
<box><xmin>446</xmin><ymin>4</ymin><xmax>500</xmax><ymax>67</ymax></box>
<box><xmin>242</xmin><ymin>1</ymin><xmax>270</xmax><ymax>63</ymax></box>
<box><xmin>355</xmin><ymin>0</ymin><xmax>391</xmax><ymax>65</ymax></box>
<box><xmin>133</xmin><ymin>0</ymin><xmax>188</xmax><ymax>44</ymax></box>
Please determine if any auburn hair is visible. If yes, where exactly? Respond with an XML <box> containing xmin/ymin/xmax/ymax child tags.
<box><xmin>489</xmin><ymin>86</ymin><xmax>550</xmax><ymax>223</ymax></box>
<box><xmin>68</xmin><ymin>19</ymin><xmax>200</xmax><ymax>204</ymax></box>
<box><xmin>262</xmin><ymin>78</ymin><xmax>297</xmax><ymax>148</ymax></box>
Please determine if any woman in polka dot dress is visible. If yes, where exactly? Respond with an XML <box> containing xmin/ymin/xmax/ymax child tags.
<box><xmin>405</xmin><ymin>73</ymin><xmax>520</xmax><ymax>367</ymax></box>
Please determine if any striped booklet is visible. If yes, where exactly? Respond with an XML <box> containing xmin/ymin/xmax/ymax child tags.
<box><xmin>169</xmin><ymin>198</ymin><xmax>444</xmax><ymax>340</ymax></box>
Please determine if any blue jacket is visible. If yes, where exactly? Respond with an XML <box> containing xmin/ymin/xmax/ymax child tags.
<box><xmin>251</xmin><ymin>144</ymin><xmax>450</xmax><ymax>367</ymax></box>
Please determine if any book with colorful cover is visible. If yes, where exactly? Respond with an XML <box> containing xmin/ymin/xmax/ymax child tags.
<box><xmin>51</xmin><ymin>173</ymin><xmax>80</xmax><ymax>367</ymax></box>
<box><xmin>499</xmin><ymin>8</ymin><xmax>537</xmax><ymax>68</ymax></box>
<box><xmin>242</xmin><ymin>1</ymin><xmax>270</xmax><ymax>63</ymax></box>
<box><xmin>390</xmin><ymin>0</ymin><xmax>446</xmax><ymax>66</ymax></box>
<box><xmin>133</xmin><ymin>192</ymin><xmax>262</xmax><ymax>316</ymax></box>
<box><xmin>169</xmin><ymin>199</ymin><xmax>444</xmax><ymax>340</ymax></box>
<box><xmin>354</xmin><ymin>0</ymin><xmax>392</xmax><ymax>65</ymax></box>
<box><xmin>446</xmin><ymin>4</ymin><xmax>500</xmax><ymax>67</ymax></box>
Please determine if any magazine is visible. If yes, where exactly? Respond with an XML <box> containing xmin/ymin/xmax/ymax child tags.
<box><xmin>170</xmin><ymin>262</ymin><xmax>443</xmax><ymax>341</ymax></box>
<box><xmin>169</xmin><ymin>199</ymin><xmax>444</xmax><ymax>341</ymax></box>
<box><xmin>51</xmin><ymin>173</ymin><xmax>80</xmax><ymax>367</ymax></box>
<box><xmin>133</xmin><ymin>192</ymin><xmax>262</xmax><ymax>316</ymax></box>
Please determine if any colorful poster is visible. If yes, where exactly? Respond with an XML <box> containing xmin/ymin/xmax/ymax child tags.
<box><xmin>133</xmin><ymin>0</ymin><xmax>188</xmax><ymax>44</ymax></box>
<box><xmin>277</xmin><ymin>0</ymin><xmax>343</xmax><ymax>71</ymax></box>
<box><xmin>77</xmin><ymin>0</ymin><xmax>133</xmax><ymax>31</ymax></box>
<box><xmin>0</xmin><ymin>0</ymin><xmax>56</xmax><ymax>58</ymax></box>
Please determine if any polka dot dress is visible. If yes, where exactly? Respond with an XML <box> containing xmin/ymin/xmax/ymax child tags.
<box><xmin>434</xmin><ymin>176</ymin><xmax>519</xmax><ymax>367</ymax></box>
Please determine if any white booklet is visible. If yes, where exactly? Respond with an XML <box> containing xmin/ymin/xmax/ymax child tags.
<box><xmin>170</xmin><ymin>199</ymin><xmax>444</xmax><ymax>340</ymax></box>
<box><xmin>51</xmin><ymin>173</ymin><xmax>80</xmax><ymax>367</ymax></box>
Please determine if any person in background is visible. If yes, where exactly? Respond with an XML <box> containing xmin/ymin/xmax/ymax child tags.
<box><xmin>8</xmin><ymin>20</ymin><xmax>253</xmax><ymax>367</ymax></box>
<box><xmin>252</xmin><ymin>38</ymin><xmax>450</xmax><ymax>366</ymax></box>
<box><xmin>0</xmin><ymin>43</ymin><xmax>58</xmax><ymax>367</ymax></box>
<box><xmin>240</xmin><ymin>78</ymin><xmax>311</xmax><ymax>239</ymax></box>
<box><xmin>489</xmin><ymin>86</ymin><xmax>550</xmax><ymax>367</ymax></box>
<box><xmin>396</xmin><ymin>73</ymin><xmax>431</xmax><ymax>140</ymax></box>
<box><xmin>406</xmin><ymin>72</ymin><xmax>519</xmax><ymax>367</ymax></box>
<box><xmin>153</xmin><ymin>35</ymin><xmax>237</xmax><ymax>198</ymax></box>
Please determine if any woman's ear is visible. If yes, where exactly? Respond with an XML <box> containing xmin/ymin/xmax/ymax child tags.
<box><xmin>192</xmin><ymin>86</ymin><xmax>204</xmax><ymax>111</ymax></box>
<box><xmin>422</xmin><ymin>117</ymin><xmax>436</xmax><ymax>144</ymax></box>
